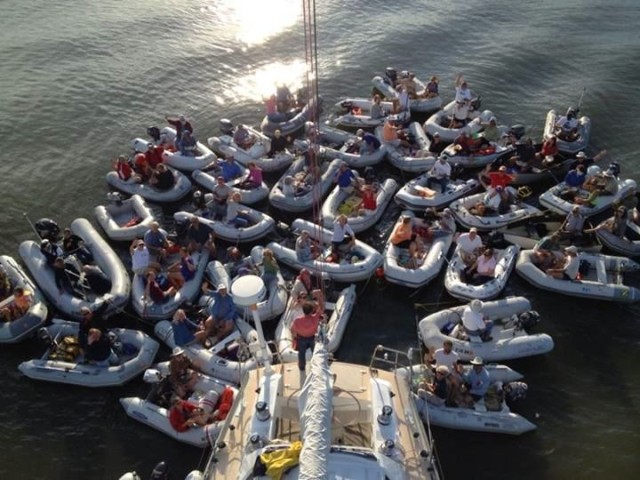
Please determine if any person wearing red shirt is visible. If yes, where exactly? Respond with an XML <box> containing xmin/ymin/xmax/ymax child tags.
<box><xmin>486</xmin><ymin>166</ymin><xmax>514</xmax><ymax>189</ymax></box>
<box><xmin>360</xmin><ymin>185</ymin><xmax>377</xmax><ymax>212</ymax></box>
<box><xmin>290</xmin><ymin>298</ymin><xmax>325</xmax><ymax>373</ymax></box>
<box><xmin>168</xmin><ymin>398</ymin><xmax>199</xmax><ymax>432</ymax></box>
<box><xmin>113</xmin><ymin>156</ymin><xmax>140</xmax><ymax>183</ymax></box>
<box><xmin>145</xmin><ymin>143</ymin><xmax>165</xmax><ymax>169</ymax></box>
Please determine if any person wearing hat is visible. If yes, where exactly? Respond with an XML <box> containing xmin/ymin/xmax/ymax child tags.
<box><xmin>165</xmin><ymin>114</ymin><xmax>193</xmax><ymax>144</ymax></box>
<box><xmin>202</xmin><ymin>283</ymin><xmax>236</xmax><ymax>340</ymax></box>
<box><xmin>456</xmin><ymin>228</ymin><xmax>484</xmax><ymax>266</ymax></box>
<box><xmin>428</xmin><ymin>131</ymin><xmax>446</xmax><ymax>155</ymax></box>
<box><xmin>211</xmin><ymin>176</ymin><xmax>231</xmax><ymax>219</ymax></box>
<box><xmin>427</xmin><ymin>156</ymin><xmax>452</xmax><ymax>194</ymax></box>
<box><xmin>462</xmin><ymin>356</ymin><xmax>490</xmax><ymax>404</ymax></box>
<box><xmin>129</xmin><ymin>239</ymin><xmax>161</xmax><ymax>276</ymax></box>
<box><xmin>167</xmin><ymin>343</ymin><xmax>199</xmax><ymax>397</ymax></box>
<box><xmin>546</xmin><ymin>245</ymin><xmax>580</xmax><ymax>280</ymax></box>
<box><xmin>462</xmin><ymin>300</ymin><xmax>493</xmax><ymax>341</ymax></box>
<box><xmin>568</xmin><ymin>149</ymin><xmax>607</xmax><ymax>171</ymax></box>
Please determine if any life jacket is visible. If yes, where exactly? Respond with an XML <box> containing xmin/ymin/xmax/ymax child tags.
<box><xmin>213</xmin><ymin>387</ymin><xmax>234</xmax><ymax>421</ymax></box>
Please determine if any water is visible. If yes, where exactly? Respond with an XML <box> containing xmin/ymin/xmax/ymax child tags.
<box><xmin>1</xmin><ymin>0</ymin><xmax>640</xmax><ymax>478</ymax></box>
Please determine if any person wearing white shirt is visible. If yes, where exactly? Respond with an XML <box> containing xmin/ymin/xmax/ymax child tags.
<box><xmin>331</xmin><ymin>214</ymin><xmax>356</xmax><ymax>252</ymax></box>
<box><xmin>451</xmin><ymin>75</ymin><xmax>473</xmax><ymax>127</ymax></box>
<box><xmin>546</xmin><ymin>245</ymin><xmax>580</xmax><ymax>280</ymax></box>
<box><xmin>427</xmin><ymin>157</ymin><xmax>452</xmax><ymax>193</ymax></box>
<box><xmin>431</xmin><ymin>340</ymin><xmax>460</xmax><ymax>372</ymax></box>
<box><xmin>554</xmin><ymin>107</ymin><xmax>579</xmax><ymax>141</ymax></box>
<box><xmin>456</xmin><ymin>228</ymin><xmax>483</xmax><ymax>265</ymax></box>
<box><xmin>464</xmin><ymin>248</ymin><xmax>497</xmax><ymax>285</ymax></box>
<box><xmin>129</xmin><ymin>239</ymin><xmax>161</xmax><ymax>276</ymax></box>
<box><xmin>462</xmin><ymin>299</ymin><xmax>493</xmax><ymax>340</ymax></box>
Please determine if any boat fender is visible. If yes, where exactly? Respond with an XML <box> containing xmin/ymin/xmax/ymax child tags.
<box><xmin>118</xmin><ymin>473</ymin><xmax>141</xmax><ymax>480</ymax></box>
<box><xmin>517</xmin><ymin>311</ymin><xmax>540</xmax><ymax>331</ymax></box>
<box><xmin>214</xmin><ymin>387</ymin><xmax>234</xmax><ymax>421</ymax></box>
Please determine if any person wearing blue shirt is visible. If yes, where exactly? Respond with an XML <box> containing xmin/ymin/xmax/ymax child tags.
<box><xmin>220</xmin><ymin>155</ymin><xmax>242</xmax><ymax>182</ymax></box>
<box><xmin>202</xmin><ymin>284</ymin><xmax>236</xmax><ymax>340</ymax></box>
<box><xmin>360</xmin><ymin>132</ymin><xmax>381</xmax><ymax>155</ymax></box>
<box><xmin>564</xmin><ymin>165</ymin><xmax>586</xmax><ymax>188</ymax></box>
<box><xmin>464</xmin><ymin>356</ymin><xmax>491</xmax><ymax>402</ymax></box>
<box><xmin>335</xmin><ymin>162</ymin><xmax>358</xmax><ymax>194</ymax></box>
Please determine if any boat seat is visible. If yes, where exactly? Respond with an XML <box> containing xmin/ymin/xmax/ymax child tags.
<box><xmin>468</xmin><ymin>335</ymin><xmax>483</xmax><ymax>344</ymax></box>
<box><xmin>209</xmin><ymin>330</ymin><xmax>242</xmax><ymax>356</ymax></box>
<box><xmin>595</xmin><ymin>258</ymin><xmax>607</xmax><ymax>284</ymax></box>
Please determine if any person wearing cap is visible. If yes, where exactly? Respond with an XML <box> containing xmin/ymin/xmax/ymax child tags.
<box><xmin>185</xmin><ymin>216</ymin><xmax>215</xmax><ymax>255</ymax></box>
<box><xmin>165</xmin><ymin>114</ymin><xmax>193</xmax><ymax>144</ymax></box>
<box><xmin>449</xmin><ymin>74</ymin><xmax>473</xmax><ymax>128</ymax></box>
<box><xmin>546</xmin><ymin>245</ymin><xmax>580</xmax><ymax>280</ymax></box>
<box><xmin>290</xmin><ymin>297</ymin><xmax>325</xmax><ymax>373</ymax></box>
<box><xmin>554</xmin><ymin>107</ymin><xmax>579</xmax><ymax>141</ymax></box>
<box><xmin>168</xmin><ymin>341</ymin><xmax>199</xmax><ymax>396</ymax></box>
<box><xmin>462</xmin><ymin>300</ymin><xmax>493</xmax><ymax>341</ymax></box>
<box><xmin>203</xmin><ymin>283</ymin><xmax>236</xmax><ymax>340</ymax></box>
<box><xmin>463</xmin><ymin>356</ymin><xmax>491</xmax><ymax>403</ymax></box>
<box><xmin>428</xmin><ymin>132</ymin><xmax>446</xmax><ymax>155</ymax></box>
<box><xmin>456</xmin><ymin>228</ymin><xmax>484</xmax><ymax>266</ymax></box>
<box><xmin>568</xmin><ymin>149</ymin><xmax>607</xmax><ymax>171</ymax></box>
<box><xmin>130</xmin><ymin>239</ymin><xmax>160</xmax><ymax>276</ymax></box>
<box><xmin>427</xmin><ymin>156</ymin><xmax>452</xmax><ymax>194</ymax></box>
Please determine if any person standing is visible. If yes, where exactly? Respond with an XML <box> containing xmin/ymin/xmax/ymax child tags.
<box><xmin>290</xmin><ymin>298</ymin><xmax>325</xmax><ymax>374</ymax></box>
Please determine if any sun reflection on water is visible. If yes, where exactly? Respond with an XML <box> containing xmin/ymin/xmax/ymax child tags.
<box><xmin>227</xmin><ymin>59</ymin><xmax>309</xmax><ymax>103</ymax></box>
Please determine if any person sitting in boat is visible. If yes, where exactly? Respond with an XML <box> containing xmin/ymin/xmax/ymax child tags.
<box><xmin>482</xmin><ymin>165</ymin><xmax>516</xmax><ymax>194</ymax></box>
<box><xmin>291</xmin><ymin>298</ymin><xmax>325</xmax><ymax>374</ymax></box>
<box><xmin>431</xmin><ymin>208</ymin><xmax>456</xmax><ymax>238</ymax></box>
<box><xmin>258</xmin><ymin>248</ymin><xmax>280</xmax><ymax>288</ymax></box>
<box><xmin>405</xmin><ymin>236</ymin><xmax>428</xmax><ymax>269</ymax></box>
<box><xmin>185</xmin><ymin>216</ymin><xmax>215</xmax><ymax>255</ymax></box>
<box><xmin>168</xmin><ymin>346</ymin><xmax>199</xmax><ymax>397</ymax></box>
<box><xmin>417</xmin><ymin>364</ymin><xmax>451</xmax><ymax>407</ymax></box>
<box><xmin>401</xmin><ymin>72</ymin><xmax>418</xmax><ymax>99</ymax></box>
<box><xmin>480</xmin><ymin>116</ymin><xmax>500</xmax><ymax>143</ymax></box>
<box><xmin>335</xmin><ymin>162</ymin><xmax>360</xmax><ymax>196</ymax></box>
<box><xmin>554</xmin><ymin>107</ymin><xmax>579</xmax><ymax>141</ymax></box>
<box><xmin>178</xmin><ymin>129</ymin><xmax>198</xmax><ymax>158</ymax></box>
<box><xmin>568</xmin><ymin>150</ymin><xmax>607</xmax><ymax>171</ymax></box>
<box><xmin>171</xmin><ymin>309</ymin><xmax>202</xmax><ymax>348</ymax></box>
<box><xmin>462</xmin><ymin>300</ymin><xmax>493</xmax><ymax>342</ymax></box>
<box><xmin>390</xmin><ymin>215</ymin><xmax>415</xmax><ymax>250</ymax></box>
<box><xmin>219</xmin><ymin>154</ymin><xmax>243</xmax><ymax>183</ymax></box>
<box><xmin>564</xmin><ymin>164</ymin><xmax>587</xmax><ymax>190</ymax></box>
<box><xmin>264</xmin><ymin>94</ymin><xmax>279</xmax><ymax>121</ymax></box>
<box><xmin>462</xmin><ymin>248</ymin><xmax>497</xmax><ymax>285</ymax></box>
<box><xmin>165</xmin><ymin>114</ymin><xmax>193</xmax><ymax>145</ymax></box>
<box><xmin>358</xmin><ymin>184</ymin><xmax>377</xmax><ymax>215</ymax></box>
<box><xmin>514</xmin><ymin>138</ymin><xmax>537</xmax><ymax>171</ymax></box>
<box><xmin>546</xmin><ymin>245</ymin><xmax>580</xmax><ymax>280</ymax></box>
<box><xmin>534</xmin><ymin>231</ymin><xmax>562</xmax><ymax>255</ymax></box>
<box><xmin>222</xmin><ymin>247</ymin><xmax>248</xmax><ymax>278</ymax></box>
<box><xmin>267</xmin><ymin>129</ymin><xmax>290</xmax><ymax>157</ymax></box>
<box><xmin>83</xmin><ymin>328</ymin><xmax>116</xmax><ymax>366</ymax></box>
<box><xmin>332</xmin><ymin>215</ymin><xmax>356</xmax><ymax>256</ymax></box>
<box><xmin>145</xmin><ymin>142</ymin><xmax>165</xmax><ymax>170</ymax></box>
<box><xmin>231</xmin><ymin>124</ymin><xmax>252</xmax><ymax>150</ymax></box>
<box><xmin>590</xmin><ymin>206</ymin><xmax>628</xmax><ymax>239</ymax></box>
<box><xmin>81</xmin><ymin>264</ymin><xmax>112</xmax><ymax>295</ymax></box>
<box><xmin>290</xmin><ymin>268</ymin><xmax>321</xmax><ymax>306</ymax></box>
<box><xmin>168</xmin><ymin>396</ymin><xmax>215</xmax><ymax>432</ymax></box>
<box><xmin>130</xmin><ymin>239</ymin><xmax>161</xmax><ymax>277</ymax></box>
<box><xmin>393</xmin><ymin>85</ymin><xmax>410</xmax><ymax>114</ymax></box>
<box><xmin>283</xmin><ymin>175</ymin><xmax>310</xmax><ymax>197</ymax></box>
<box><xmin>276</xmin><ymin>83</ymin><xmax>293</xmax><ymax>114</ymax></box>
<box><xmin>535</xmin><ymin>135</ymin><xmax>559</xmax><ymax>166</ymax></box>
<box><xmin>359</xmin><ymin>131</ymin><xmax>382</xmax><ymax>155</ymax></box>
<box><xmin>452</xmin><ymin>131</ymin><xmax>476</xmax><ymax>157</ymax></box>
<box><xmin>225</xmin><ymin>192</ymin><xmax>251</xmax><ymax>228</ymax></box>
<box><xmin>558</xmin><ymin>206</ymin><xmax>586</xmax><ymax>242</ymax></box>
<box><xmin>426</xmin><ymin>132</ymin><xmax>445</xmax><ymax>156</ymax></box>
<box><xmin>207</xmin><ymin>176</ymin><xmax>231</xmax><ymax>220</ymax></box>
<box><xmin>0</xmin><ymin>268</ymin><xmax>10</xmax><ymax>302</ymax></box>
<box><xmin>238</xmin><ymin>162</ymin><xmax>263</xmax><ymax>190</ymax></box>
<box><xmin>424</xmin><ymin>75</ymin><xmax>439</xmax><ymax>98</ymax></box>
<box><xmin>449</xmin><ymin>75</ymin><xmax>473</xmax><ymax>128</ymax></box>
<box><xmin>370</xmin><ymin>94</ymin><xmax>385</xmax><ymax>120</ymax></box>
<box><xmin>461</xmin><ymin>356</ymin><xmax>491</xmax><ymax>405</ymax></box>
<box><xmin>62</xmin><ymin>227</ymin><xmax>93</xmax><ymax>265</ymax></box>
<box><xmin>133</xmin><ymin>152</ymin><xmax>153</xmax><ymax>180</ymax></box>
<box><xmin>382</xmin><ymin>119</ymin><xmax>411</xmax><ymax>148</ymax></box>
<box><xmin>456</xmin><ymin>228</ymin><xmax>484</xmax><ymax>266</ymax></box>
<box><xmin>51</xmin><ymin>256</ymin><xmax>82</xmax><ymax>295</ymax></box>
<box><xmin>113</xmin><ymin>155</ymin><xmax>140</xmax><ymax>183</ymax></box>
<box><xmin>426</xmin><ymin>156</ymin><xmax>452</xmax><ymax>194</ymax></box>
<box><xmin>145</xmin><ymin>269</ymin><xmax>178</xmax><ymax>304</ymax></box>
<box><xmin>149</xmin><ymin>163</ymin><xmax>175</xmax><ymax>190</ymax></box>
<box><xmin>143</xmin><ymin>222</ymin><xmax>172</xmax><ymax>261</ymax></box>
<box><xmin>201</xmin><ymin>283</ymin><xmax>236</xmax><ymax>341</ymax></box>
<box><xmin>40</xmin><ymin>238</ymin><xmax>63</xmax><ymax>266</ymax></box>
<box><xmin>295</xmin><ymin>230</ymin><xmax>319</xmax><ymax>263</ymax></box>
<box><xmin>165</xmin><ymin>247</ymin><xmax>196</xmax><ymax>290</ymax></box>
<box><xmin>0</xmin><ymin>286</ymin><xmax>32</xmax><ymax>322</ymax></box>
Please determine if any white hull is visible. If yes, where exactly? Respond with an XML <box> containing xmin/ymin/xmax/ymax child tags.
<box><xmin>395</xmin><ymin>175</ymin><xmax>480</xmax><ymax>211</ymax></box>
<box><xmin>450</xmin><ymin>192</ymin><xmax>543</xmax><ymax>231</ymax></box>
<box><xmin>133</xmin><ymin>128</ymin><xmax>217</xmax><ymax>172</ymax></box>
<box><xmin>106</xmin><ymin>167</ymin><xmax>192</xmax><ymax>203</ymax></box>
<box><xmin>371</xmin><ymin>75</ymin><xmax>443</xmax><ymax>112</ymax></box>
<box><xmin>94</xmin><ymin>194</ymin><xmax>156</xmax><ymax>242</ymax></box>
<box><xmin>267</xmin><ymin>219</ymin><xmax>383</xmax><ymax>283</ymax></box>
<box><xmin>174</xmin><ymin>209</ymin><xmax>274</xmax><ymax>244</ymax></box>
<box><xmin>260</xmin><ymin>97</ymin><xmax>321</xmax><ymax>137</ymax></box>
<box><xmin>538</xmin><ymin>179</ymin><xmax>637</xmax><ymax>217</ymax></box>
<box><xmin>543</xmin><ymin>109</ymin><xmax>591</xmax><ymax>154</ymax></box>
<box><xmin>596</xmin><ymin>219</ymin><xmax>640</xmax><ymax>257</ymax></box>
<box><xmin>19</xmin><ymin>218</ymin><xmax>130</xmax><ymax>320</ymax></box>
<box><xmin>379</xmin><ymin>122</ymin><xmax>437</xmax><ymax>173</ymax></box>
<box><xmin>190</xmin><ymin>169</ymin><xmax>268</xmax><ymax>205</ymax></box>
<box><xmin>19</xmin><ymin>320</ymin><xmax>159</xmax><ymax>387</ymax></box>
<box><xmin>418</xmin><ymin>296</ymin><xmax>554</xmax><ymax>362</ymax></box>
<box><xmin>423</xmin><ymin>102</ymin><xmax>487</xmax><ymax>142</ymax></box>
<box><xmin>332</xmin><ymin>97</ymin><xmax>410</xmax><ymax>129</ymax></box>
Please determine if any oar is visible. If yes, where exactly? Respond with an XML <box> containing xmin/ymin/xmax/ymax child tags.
<box><xmin>576</xmin><ymin>87</ymin><xmax>587</xmax><ymax>113</ymax></box>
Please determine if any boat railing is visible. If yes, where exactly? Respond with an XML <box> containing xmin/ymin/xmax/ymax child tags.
<box><xmin>368</xmin><ymin>344</ymin><xmax>416</xmax><ymax>376</ymax></box>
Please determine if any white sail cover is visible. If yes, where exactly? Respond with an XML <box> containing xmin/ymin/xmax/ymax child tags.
<box><xmin>298</xmin><ymin>340</ymin><xmax>332</xmax><ymax>480</ymax></box>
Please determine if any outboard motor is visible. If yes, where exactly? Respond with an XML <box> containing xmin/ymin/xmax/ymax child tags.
<box><xmin>219</xmin><ymin>118</ymin><xmax>234</xmax><ymax>136</ymax></box>
<box><xmin>339</xmin><ymin>100</ymin><xmax>354</xmax><ymax>113</ymax></box>
<box><xmin>149</xmin><ymin>461</ymin><xmax>170</xmax><ymax>480</ymax></box>
<box><xmin>35</xmin><ymin>218</ymin><xmax>61</xmax><ymax>242</ymax></box>
<box><xmin>107</xmin><ymin>191</ymin><xmax>124</xmax><ymax>206</ymax></box>
<box><xmin>504</xmin><ymin>381</ymin><xmax>528</xmax><ymax>405</ymax></box>
<box><xmin>192</xmin><ymin>190</ymin><xmax>206</xmax><ymax>210</ymax></box>
<box><xmin>470</xmin><ymin>95</ymin><xmax>482</xmax><ymax>112</ymax></box>
<box><xmin>486</xmin><ymin>230</ymin><xmax>507</xmax><ymax>249</ymax></box>
<box><xmin>147</xmin><ymin>126</ymin><xmax>161</xmax><ymax>142</ymax></box>
<box><xmin>508</xmin><ymin>124</ymin><xmax>526</xmax><ymax>141</ymax></box>
<box><xmin>384</xmin><ymin>67</ymin><xmax>398</xmax><ymax>87</ymax></box>
<box><xmin>607</xmin><ymin>162</ymin><xmax>621</xmax><ymax>177</ymax></box>
<box><xmin>517</xmin><ymin>310</ymin><xmax>541</xmax><ymax>331</ymax></box>
<box><xmin>275</xmin><ymin>221</ymin><xmax>294</xmax><ymax>240</ymax></box>
<box><xmin>174</xmin><ymin>217</ymin><xmax>191</xmax><ymax>239</ymax></box>
<box><xmin>363</xmin><ymin>166</ymin><xmax>376</xmax><ymax>184</ymax></box>
<box><xmin>450</xmin><ymin>163</ymin><xmax>465</xmax><ymax>181</ymax></box>
<box><xmin>37</xmin><ymin>327</ymin><xmax>54</xmax><ymax>348</ymax></box>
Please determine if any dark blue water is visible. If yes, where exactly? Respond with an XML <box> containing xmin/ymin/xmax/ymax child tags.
<box><xmin>1</xmin><ymin>0</ymin><xmax>640</xmax><ymax>478</ymax></box>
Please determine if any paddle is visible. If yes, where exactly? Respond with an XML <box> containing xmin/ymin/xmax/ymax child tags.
<box><xmin>576</xmin><ymin>87</ymin><xmax>587</xmax><ymax>113</ymax></box>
